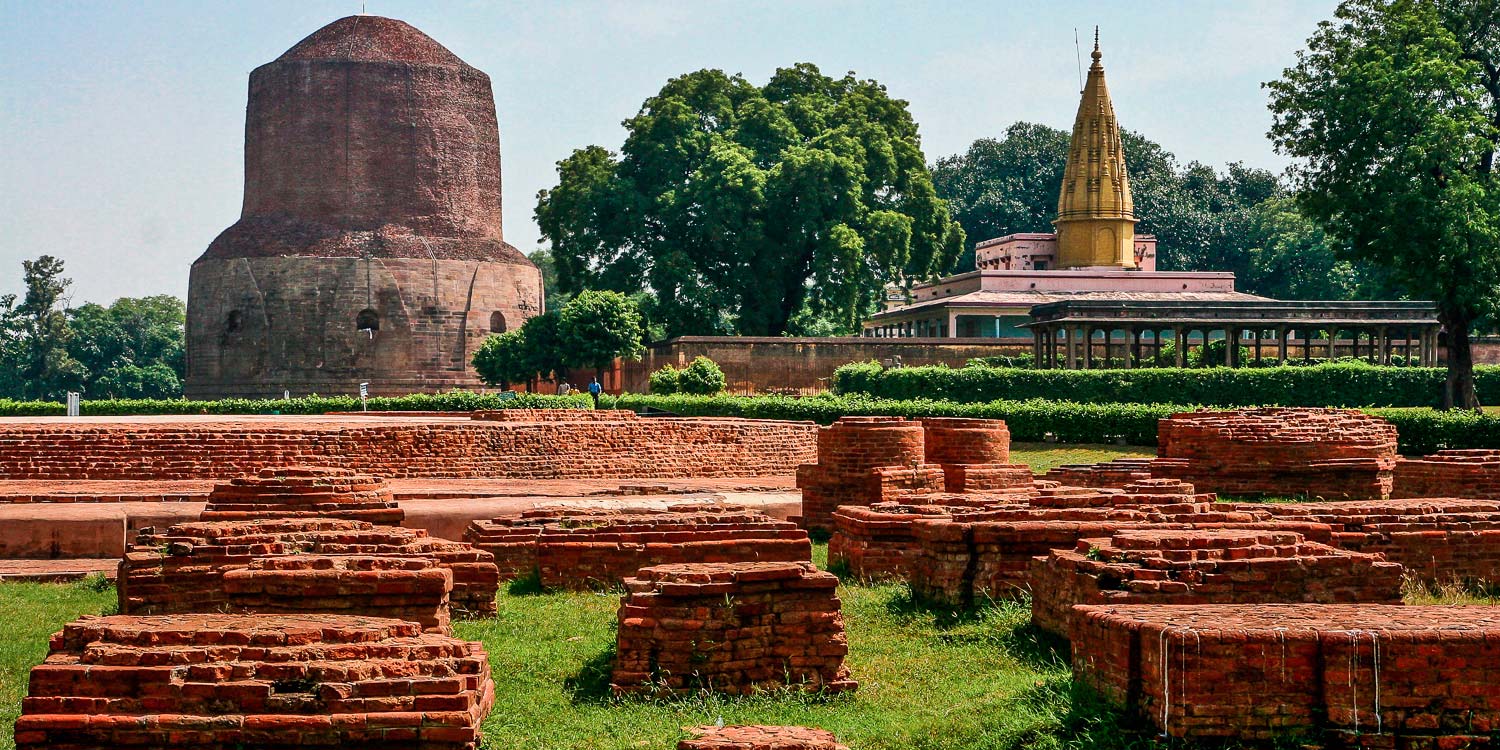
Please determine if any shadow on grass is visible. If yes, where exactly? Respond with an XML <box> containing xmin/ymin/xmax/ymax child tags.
<box><xmin>506</xmin><ymin>570</ymin><xmax>545</xmax><ymax>596</ymax></box>
<box><xmin>563</xmin><ymin>645</ymin><xmax>618</xmax><ymax>704</ymax></box>
<box><xmin>881</xmin><ymin>586</ymin><xmax>1070</xmax><ymax>670</ymax></box>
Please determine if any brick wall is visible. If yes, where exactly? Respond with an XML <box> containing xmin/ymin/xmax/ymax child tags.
<box><xmin>200</xmin><ymin>466</ymin><xmax>405</xmax><ymax>525</ymax></box>
<box><xmin>1039</xmin><ymin>458</ymin><xmax>1153</xmax><ymax>489</ymax></box>
<box><xmin>15</xmin><ymin>613</ymin><xmax>494</xmax><ymax>750</ymax></box>
<box><xmin>222</xmin><ymin>555</ymin><xmax>453</xmax><ymax>633</ymax></box>
<box><xmin>0</xmin><ymin>415</ymin><xmax>818</xmax><ymax>480</ymax></box>
<box><xmin>1226</xmin><ymin>497</ymin><xmax>1500</xmax><ymax>585</ymax></box>
<box><xmin>119</xmin><ymin>518</ymin><xmax>500</xmax><ymax>619</ymax></box>
<box><xmin>463</xmin><ymin>505</ymin><xmax>811</xmax><ymax>590</ymax></box>
<box><xmin>1072</xmin><ymin>604</ymin><xmax>1500</xmax><ymax>744</ymax></box>
<box><xmin>611</xmin><ymin>562</ymin><xmax>856</xmax><ymax>696</ymax></box>
<box><xmin>1030</xmin><ymin>529</ymin><xmax>1403</xmax><ymax>637</ymax></box>
<box><xmin>1393</xmin><ymin>449</ymin><xmax>1500</xmax><ymax>498</ymax></box>
<box><xmin>679</xmin><ymin>726</ymin><xmax>848</xmax><ymax>750</ymax></box>
<box><xmin>1151</xmin><ymin>408</ymin><xmax>1398</xmax><ymax>500</ymax></box>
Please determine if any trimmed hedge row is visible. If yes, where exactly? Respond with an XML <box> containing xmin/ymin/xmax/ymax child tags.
<box><xmin>831</xmin><ymin>361</ymin><xmax>1496</xmax><ymax>409</ymax></box>
<box><xmin>0</xmin><ymin>391</ymin><xmax>592</xmax><ymax>417</ymax></box>
<box><xmin>608</xmin><ymin>393</ymin><xmax>1500</xmax><ymax>456</ymax></box>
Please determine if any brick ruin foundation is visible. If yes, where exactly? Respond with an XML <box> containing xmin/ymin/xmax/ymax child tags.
<box><xmin>1072</xmin><ymin>604</ymin><xmax>1500</xmax><ymax>745</ymax></box>
<box><xmin>221</xmin><ymin>556</ymin><xmax>453</xmax><ymax>633</ymax></box>
<box><xmin>611</xmin><ymin>562</ymin><xmax>855</xmax><ymax>696</ymax></box>
<box><xmin>118</xmin><ymin>519</ymin><xmax>500</xmax><ymax>619</ymax></box>
<box><xmin>1226</xmin><ymin>497</ymin><xmax>1500</xmax><ymax>586</ymax></box>
<box><xmin>200</xmin><ymin>466</ymin><xmax>405</xmax><ymax>525</ymax></box>
<box><xmin>678</xmin><ymin>726</ymin><xmax>849</xmax><ymax>750</ymax></box>
<box><xmin>14</xmin><ymin>613</ymin><xmax>494</xmax><ymax>750</ymax></box>
<box><xmin>1030</xmin><ymin>528</ymin><xmax>1403</xmax><ymax>637</ymax></box>
<box><xmin>1039</xmin><ymin>458</ymin><xmax>1153</xmax><ymax>489</ymax></box>
<box><xmin>463</xmin><ymin>504</ymin><xmax>811</xmax><ymax>590</ymax></box>
<box><xmin>0</xmin><ymin>414</ymin><xmax>817</xmax><ymax>480</ymax></box>
<box><xmin>795</xmin><ymin>416</ymin><xmax>1027</xmax><ymax>531</ymax></box>
<box><xmin>1151</xmin><ymin>407</ymin><xmax>1399</xmax><ymax>500</ymax></box>
<box><xmin>1394</xmin><ymin>449</ymin><xmax>1500</xmax><ymax>498</ymax></box>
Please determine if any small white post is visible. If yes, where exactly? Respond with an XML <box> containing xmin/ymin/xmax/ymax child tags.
<box><xmin>66</xmin><ymin>392</ymin><xmax>80</xmax><ymax>418</ymax></box>
<box><xmin>359</xmin><ymin>382</ymin><xmax>369</xmax><ymax>412</ymax></box>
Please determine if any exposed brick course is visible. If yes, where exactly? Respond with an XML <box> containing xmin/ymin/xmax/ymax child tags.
<box><xmin>1226</xmin><ymin>497</ymin><xmax>1500</xmax><ymax>585</ymax></box>
<box><xmin>1394</xmin><ymin>449</ymin><xmax>1500</xmax><ymax>499</ymax></box>
<box><xmin>0</xmin><ymin>415</ymin><xmax>817</xmax><ymax>480</ymax></box>
<box><xmin>1039</xmin><ymin>458</ymin><xmax>1153</xmax><ymax>489</ymax></box>
<box><xmin>678</xmin><ymin>725</ymin><xmax>849</xmax><ymax>750</ymax></box>
<box><xmin>14</xmin><ymin>613</ymin><xmax>494</xmax><ymax>750</ymax></box>
<box><xmin>463</xmin><ymin>505</ymin><xmax>811</xmax><ymax>590</ymax></box>
<box><xmin>118</xmin><ymin>519</ymin><xmax>499</xmax><ymax>619</ymax></box>
<box><xmin>1030</xmin><ymin>529</ymin><xmax>1404</xmax><ymax>636</ymax></box>
<box><xmin>200</xmin><ymin>466</ymin><xmax>404</xmax><ymax>525</ymax></box>
<box><xmin>611</xmin><ymin>562</ymin><xmax>855</xmax><ymax>696</ymax></box>
<box><xmin>1151</xmin><ymin>408</ymin><xmax>1399</xmax><ymax>500</ymax></box>
<box><xmin>1072</xmin><ymin>604</ymin><xmax>1500</xmax><ymax>745</ymax></box>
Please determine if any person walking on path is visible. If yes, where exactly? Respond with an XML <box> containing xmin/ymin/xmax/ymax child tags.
<box><xmin>588</xmin><ymin>377</ymin><xmax>603</xmax><ymax>408</ymax></box>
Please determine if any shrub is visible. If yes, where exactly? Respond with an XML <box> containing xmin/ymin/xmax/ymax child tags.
<box><xmin>648</xmin><ymin>365</ymin><xmax>681</xmax><ymax>395</ymax></box>
<box><xmin>833</xmin><ymin>360</ymin><xmax>1497</xmax><ymax>409</ymax></box>
<box><xmin>966</xmin><ymin>353</ymin><xmax>1036</xmax><ymax>369</ymax></box>
<box><xmin>676</xmin><ymin>356</ymin><xmax>727</xmax><ymax>395</ymax></box>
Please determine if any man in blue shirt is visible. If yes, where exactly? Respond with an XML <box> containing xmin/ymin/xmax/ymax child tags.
<box><xmin>588</xmin><ymin>377</ymin><xmax>603</xmax><ymax>408</ymax></box>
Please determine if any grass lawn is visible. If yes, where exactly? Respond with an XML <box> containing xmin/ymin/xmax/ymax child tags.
<box><xmin>1009</xmin><ymin>442</ymin><xmax>1154</xmax><ymax>474</ymax></box>
<box><xmin>0</xmin><ymin>578</ymin><xmax>115</xmax><ymax>750</ymax></box>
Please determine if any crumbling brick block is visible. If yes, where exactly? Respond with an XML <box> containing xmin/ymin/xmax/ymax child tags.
<box><xmin>463</xmin><ymin>504</ymin><xmax>811</xmax><ymax>590</ymax></box>
<box><xmin>921</xmin><ymin>417</ymin><xmax>1033</xmax><ymax>493</ymax></box>
<box><xmin>678</xmin><ymin>726</ymin><xmax>849</xmax><ymax>750</ymax></box>
<box><xmin>1393</xmin><ymin>449</ymin><xmax>1500</xmax><ymax>499</ymax></box>
<box><xmin>1226</xmin><ymin>497</ymin><xmax>1500</xmax><ymax>586</ymax></box>
<box><xmin>611</xmin><ymin>561</ymin><xmax>855</xmax><ymax>696</ymax></box>
<box><xmin>1039</xmin><ymin>458</ymin><xmax>1154</xmax><ymax>489</ymax></box>
<box><xmin>119</xmin><ymin>518</ymin><xmax>500</xmax><ymax>619</ymax></box>
<box><xmin>1072</xmin><ymin>604</ymin><xmax>1500</xmax><ymax>745</ymax></box>
<box><xmin>14</xmin><ymin>613</ymin><xmax>494</xmax><ymax>750</ymax></box>
<box><xmin>1150</xmin><ymin>408</ymin><xmax>1399</xmax><ymax>500</ymax></box>
<box><xmin>200</xmin><ymin>466</ymin><xmax>405</xmax><ymax>525</ymax></box>
<box><xmin>796</xmin><ymin>417</ymin><xmax>943</xmax><ymax>532</ymax></box>
<box><xmin>1030</xmin><ymin>528</ymin><xmax>1404</xmax><ymax>637</ymax></box>
<box><xmin>222</xmin><ymin>555</ymin><xmax>453</xmax><ymax>633</ymax></box>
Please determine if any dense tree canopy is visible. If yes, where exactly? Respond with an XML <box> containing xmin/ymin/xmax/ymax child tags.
<box><xmin>537</xmin><ymin>64</ymin><xmax>965</xmax><ymax>337</ymax></box>
<box><xmin>1267</xmin><ymin>0</ymin><xmax>1500</xmax><ymax>408</ymax></box>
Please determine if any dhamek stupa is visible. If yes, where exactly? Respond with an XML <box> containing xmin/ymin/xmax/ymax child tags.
<box><xmin>185</xmin><ymin>15</ymin><xmax>542</xmax><ymax>398</ymax></box>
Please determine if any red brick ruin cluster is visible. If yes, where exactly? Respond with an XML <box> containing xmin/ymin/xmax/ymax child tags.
<box><xmin>796</xmin><ymin>416</ymin><xmax>1027</xmax><ymax>531</ymax></box>
<box><xmin>678</xmin><ymin>725</ymin><xmax>849</xmax><ymax>750</ymax></box>
<box><xmin>1226</xmin><ymin>497</ymin><xmax>1500</xmax><ymax>585</ymax></box>
<box><xmin>611</xmin><ymin>562</ymin><xmax>855</xmax><ymax>696</ymax></box>
<box><xmin>1151</xmin><ymin>407</ymin><xmax>1399</xmax><ymax>499</ymax></box>
<box><xmin>119</xmin><ymin>518</ymin><xmax>501</xmax><ymax>620</ymax></box>
<box><xmin>1394</xmin><ymin>449</ymin><xmax>1500</xmax><ymax>498</ymax></box>
<box><xmin>464</xmin><ymin>504</ymin><xmax>811</xmax><ymax>589</ymax></box>
<box><xmin>200</xmin><ymin>466</ymin><xmax>405</xmax><ymax>524</ymax></box>
<box><xmin>1029</xmin><ymin>528</ymin><xmax>1403</xmax><ymax>636</ymax></box>
<box><xmin>1074</xmin><ymin>604</ymin><xmax>1500</xmax><ymax>744</ymax></box>
<box><xmin>14</xmin><ymin>614</ymin><xmax>494</xmax><ymax>750</ymax></box>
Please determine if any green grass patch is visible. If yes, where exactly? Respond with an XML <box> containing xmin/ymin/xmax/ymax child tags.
<box><xmin>1008</xmin><ymin>443</ymin><xmax>1154</xmax><ymax>475</ymax></box>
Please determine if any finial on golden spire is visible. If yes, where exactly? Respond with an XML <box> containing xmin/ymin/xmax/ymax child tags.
<box><xmin>1092</xmin><ymin>26</ymin><xmax>1101</xmax><ymax>63</ymax></box>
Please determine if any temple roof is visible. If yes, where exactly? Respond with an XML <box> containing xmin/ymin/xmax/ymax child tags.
<box><xmin>276</xmin><ymin>15</ymin><xmax>471</xmax><ymax>69</ymax></box>
<box><xmin>1056</xmin><ymin>30</ymin><xmax>1134</xmax><ymax>223</ymax></box>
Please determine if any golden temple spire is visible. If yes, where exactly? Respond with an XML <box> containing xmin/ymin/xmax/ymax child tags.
<box><xmin>1054</xmin><ymin>28</ymin><xmax>1138</xmax><ymax>269</ymax></box>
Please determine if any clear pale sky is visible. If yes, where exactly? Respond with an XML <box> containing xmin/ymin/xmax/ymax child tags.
<box><xmin>0</xmin><ymin>0</ymin><xmax>1338</xmax><ymax>304</ymax></box>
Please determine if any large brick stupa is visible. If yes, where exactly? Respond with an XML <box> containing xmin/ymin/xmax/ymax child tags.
<box><xmin>185</xmin><ymin>15</ymin><xmax>541</xmax><ymax>397</ymax></box>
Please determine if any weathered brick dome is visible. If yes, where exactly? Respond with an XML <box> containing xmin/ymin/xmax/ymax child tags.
<box><xmin>185</xmin><ymin>15</ymin><xmax>541</xmax><ymax>398</ymax></box>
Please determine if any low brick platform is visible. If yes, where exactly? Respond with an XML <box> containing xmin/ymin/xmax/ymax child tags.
<box><xmin>1226</xmin><ymin>497</ymin><xmax>1500</xmax><ymax>585</ymax></box>
<box><xmin>828</xmin><ymin>503</ymin><xmax>986</xmax><ymax>581</ymax></box>
<box><xmin>222</xmin><ymin>555</ymin><xmax>453</xmax><ymax>633</ymax></box>
<box><xmin>14</xmin><ymin>613</ymin><xmax>493</xmax><ymax>750</ymax></box>
<box><xmin>119</xmin><ymin>519</ymin><xmax>500</xmax><ymax>619</ymax></box>
<box><xmin>1150</xmin><ymin>408</ymin><xmax>1399</xmax><ymax>500</ymax></box>
<box><xmin>921</xmin><ymin>417</ymin><xmax>1033</xmax><ymax>493</ymax></box>
<box><xmin>796</xmin><ymin>417</ymin><xmax>943</xmax><ymax>532</ymax></box>
<box><xmin>1031</xmin><ymin>529</ymin><xmax>1404</xmax><ymax>637</ymax></box>
<box><xmin>1394</xmin><ymin>449</ymin><xmax>1500</xmax><ymax>499</ymax></box>
<box><xmin>679</xmin><ymin>726</ymin><xmax>849</xmax><ymax>750</ymax></box>
<box><xmin>1039</xmin><ymin>458</ymin><xmax>1154</xmax><ymax>489</ymax></box>
<box><xmin>1072</xmin><ymin>604</ymin><xmax>1500</xmax><ymax>745</ymax></box>
<box><xmin>0</xmin><ymin>414</ymin><xmax>817</xmax><ymax>480</ymax></box>
<box><xmin>611</xmin><ymin>562</ymin><xmax>855</xmax><ymax>696</ymax></box>
<box><xmin>200</xmin><ymin>466</ymin><xmax>405</xmax><ymax>525</ymax></box>
<box><xmin>464</xmin><ymin>504</ymin><xmax>811</xmax><ymax>589</ymax></box>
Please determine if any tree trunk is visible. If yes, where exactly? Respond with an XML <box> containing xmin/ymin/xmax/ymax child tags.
<box><xmin>1440</xmin><ymin>310</ymin><xmax>1481</xmax><ymax>411</ymax></box>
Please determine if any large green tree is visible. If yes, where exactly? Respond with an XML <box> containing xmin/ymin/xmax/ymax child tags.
<box><xmin>1267</xmin><ymin>0</ymin><xmax>1500</xmax><ymax>408</ymax></box>
<box><xmin>556</xmin><ymin>291</ymin><xmax>646</xmax><ymax>381</ymax></box>
<box><xmin>0</xmin><ymin>256</ymin><xmax>87</xmax><ymax>400</ymax></box>
<box><xmin>68</xmin><ymin>295</ymin><xmax>185</xmax><ymax>399</ymax></box>
<box><xmin>931</xmin><ymin>123</ymin><xmax>1282</xmax><ymax>282</ymax></box>
<box><xmin>537</xmin><ymin>64</ymin><xmax>965</xmax><ymax>337</ymax></box>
